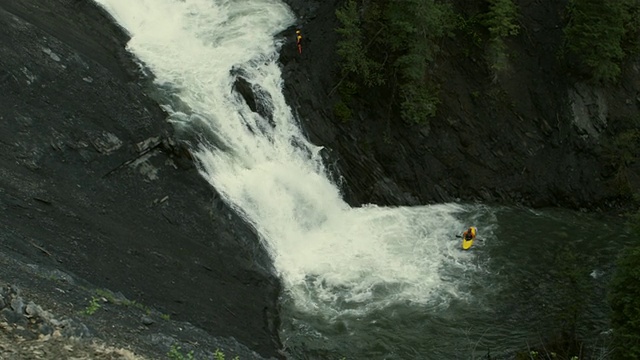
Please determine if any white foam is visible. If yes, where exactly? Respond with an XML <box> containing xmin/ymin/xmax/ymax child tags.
<box><xmin>94</xmin><ymin>0</ymin><xmax>482</xmax><ymax>317</ymax></box>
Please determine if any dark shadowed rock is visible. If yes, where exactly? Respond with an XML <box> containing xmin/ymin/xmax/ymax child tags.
<box><xmin>279</xmin><ymin>0</ymin><xmax>640</xmax><ymax>211</ymax></box>
<box><xmin>233</xmin><ymin>72</ymin><xmax>276</xmax><ymax>128</ymax></box>
<box><xmin>235</xmin><ymin>76</ymin><xmax>260</xmax><ymax>114</ymax></box>
<box><xmin>0</xmin><ymin>250</ymin><xmax>274</xmax><ymax>359</ymax></box>
<box><xmin>0</xmin><ymin>0</ymin><xmax>281</xmax><ymax>358</ymax></box>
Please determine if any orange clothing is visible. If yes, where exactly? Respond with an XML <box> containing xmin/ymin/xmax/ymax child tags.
<box><xmin>463</xmin><ymin>227</ymin><xmax>477</xmax><ymax>240</ymax></box>
<box><xmin>296</xmin><ymin>30</ymin><xmax>302</xmax><ymax>54</ymax></box>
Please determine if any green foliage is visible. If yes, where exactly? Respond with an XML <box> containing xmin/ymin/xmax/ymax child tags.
<box><xmin>383</xmin><ymin>0</ymin><xmax>457</xmax><ymax>48</ymax></box>
<box><xmin>564</xmin><ymin>0</ymin><xmax>628</xmax><ymax>83</ymax></box>
<box><xmin>214</xmin><ymin>349</ymin><xmax>224</xmax><ymax>360</ymax></box>
<box><xmin>611</xmin><ymin>128</ymin><xmax>640</xmax><ymax>167</ymax></box>
<box><xmin>630</xmin><ymin>210</ymin><xmax>640</xmax><ymax>233</ymax></box>
<box><xmin>95</xmin><ymin>289</ymin><xmax>117</xmax><ymax>303</ymax></box>
<box><xmin>84</xmin><ymin>296</ymin><xmax>101</xmax><ymax>316</ymax></box>
<box><xmin>335</xmin><ymin>1</ymin><xmax>384</xmax><ymax>87</ymax></box>
<box><xmin>95</xmin><ymin>288</ymin><xmax>151</xmax><ymax>313</ymax></box>
<box><xmin>458</xmin><ymin>13</ymin><xmax>484</xmax><ymax>50</ymax></box>
<box><xmin>384</xmin><ymin>0</ymin><xmax>456</xmax><ymax>122</ymax></box>
<box><xmin>485</xmin><ymin>38</ymin><xmax>509</xmax><ymax>73</ymax></box>
<box><xmin>482</xmin><ymin>0</ymin><xmax>519</xmax><ymax>74</ymax></box>
<box><xmin>168</xmin><ymin>345</ymin><xmax>195</xmax><ymax>360</ymax></box>
<box><xmin>333</xmin><ymin>100</ymin><xmax>352</xmax><ymax>122</ymax></box>
<box><xmin>609</xmin><ymin>246</ymin><xmax>640</xmax><ymax>359</ymax></box>
<box><xmin>213</xmin><ymin>348</ymin><xmax>239</xmax><ymax>360</ymax></box>
<box><xmin>167</xmin><ymin>345</ymin><xmax>239</xmax><ymax>360</ymax></box>
<box><xmin>399</xmin><ymin>82</ymin><xmax>440</xmax><ymax>123</ymax></box>
<box><xmin>603</xmin><ymin>121</ymin><xmax>640</xmax><ymax>196</ymax></box>
<box><xmin>620</xmin><ymin>0</ymin><xmax>640</xmax><ymax>54</ymax></box>
<box><xmin>483</xmin><ymin>0</ymin><xmax>520</xmax><ymax>39</ymax></box>
<box><xmin>334</xmin><ymin>0</ymin><xmax>456</xmax><ymax>124</ymax></box>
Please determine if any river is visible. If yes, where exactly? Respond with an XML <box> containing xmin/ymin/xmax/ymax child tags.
<box><xmin>278</xmin><ymin>205</ymin><xmax>629</xmax><ymax>359</ymax></box>
<box><xmin>93</xmin><ymin>0</ymin><xmax>630</xmax><ymax>358</ymax></box>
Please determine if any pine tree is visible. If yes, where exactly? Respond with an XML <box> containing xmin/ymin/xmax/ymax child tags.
<box><xmin>609</xmin><ymin>245</ymin><xmax>640</xmax><ymax>359</ymax></box>
<box><xmin>564</xmin><ymin>0</ymin><xmax>626</xmax><ymax>83</ymax></box>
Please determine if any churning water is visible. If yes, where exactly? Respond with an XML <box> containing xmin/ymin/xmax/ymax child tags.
<box><xmin>94</xmin><ymin>0</ymin><xmax>630</xmax><ymax>358</ymax></box>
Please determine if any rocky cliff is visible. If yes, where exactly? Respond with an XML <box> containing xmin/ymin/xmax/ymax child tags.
<box><xmin>1</xmin><ymin>0</ymin><xmax>638</xmax><ymax>358</ymax></box>
<box><xmin>280</xmin><ymin>0</ymin><xmax>640</xmax><ymax>211</ymax></box>
<box><xmin>0</xmin><ymin>1</ymin><xmax>281</xmax><ymax>358</ymax></box>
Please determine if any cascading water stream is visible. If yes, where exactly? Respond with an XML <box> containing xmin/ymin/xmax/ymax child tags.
<box><xmin>94</xmin><ymin>0</ymin><xmax>480</xmax><ymax>318</ymax></box>
<box><xmin>93</xmin><ymin>1</ymin><xmax>627</xmax><ymax>358</ymax></box>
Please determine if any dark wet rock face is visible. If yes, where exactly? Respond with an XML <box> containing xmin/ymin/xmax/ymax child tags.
<box><xmin>2</xmin><ymin>0</ymin><xmax>637</xmax><ymax>357</ymax></box>
<box><xmin>280</xmin><ymin>0</ymin><xmax>640</xmax><ymax>211</ymax></box>
<box><xmin>0</xmin><ymin>1</ymin><xmax>280</xmax><ymax>358</ymax></box>
<box><xmin>233</xmin><ymin>75</ymin><xmax>275</xmax><ymax>127</ymax></box>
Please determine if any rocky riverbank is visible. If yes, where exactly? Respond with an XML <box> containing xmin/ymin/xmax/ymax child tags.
<box><xmin>0</xmin><ymin>249</ymin><xmax>272</xmax><ymax>360</ymax></box>
<box><xmin>0</xmin><ymin>0</ymin><xmax>281</xmax><ymax>358</ymax></box>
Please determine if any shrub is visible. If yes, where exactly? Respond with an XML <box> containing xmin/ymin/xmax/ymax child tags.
<box><xmin>564</xmin><ymin>0</ymin><xmax>627</xmax><ymax>83</ymax></box>
<box><xmin>603</xmin><ymin>118</ymin><xmax>640</xmax><ymax>197</ymax></box>
<box><xmin>334</xmin><ymin>0</ymin><xmax>456</xmax><ymax>124</ymax></box>
<box><xmin>621</xmin><ymin>0</ymin><xmax>640</xmax><ymax>54</ymax></box>
<box><xmin>335</xmin><ymin>0</ymin><xmax>384</xmax><ymax>87</ymax></box>
<box><xmin>481</xmin><ymin>0</ymin><xmax>519</xmax><ymax>74</ymax></box>
<box><xmin>333</xmin><ymin>100</ymin><xmax>352</xmax><ymax>122</ymax></box>
<box><xmin>399</xmin><ymin>82</ymin><xmax>440</xmax><ymax>123</ymax></box>
<box><xmin>84</xmin><ymin>297</ymin><xmax>101</xmax><ymax>315</ymax></box>
<box><xmin>483</xmin><ymin>0</ymin><xmax>520</xmax><ymax>39</ymax></box>
<box><xmin>168</xmin><ymin>345</ymin><xmax>194</xmax><ymax>360</ymax></box>
<box><xmin>609</xmin><ymin>245</ymin><xmax>640</xmax><ymax>359</ymax></box>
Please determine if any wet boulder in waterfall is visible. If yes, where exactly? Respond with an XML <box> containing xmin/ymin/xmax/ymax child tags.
<box><xmin>233</xmin><ymin>76</ymin><xmax>257</xmax><ymax>113</ymax></box>
<box><xmin>232</xmin><ymin>75</ymin><xmax>275</xmax><ymax>127</ymax></box>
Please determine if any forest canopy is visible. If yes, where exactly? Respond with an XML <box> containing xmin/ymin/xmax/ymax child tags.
<box><xmin>334</xmin><ymin>0</ymin><xmax>640</xmax><ymax>123</ymax></box>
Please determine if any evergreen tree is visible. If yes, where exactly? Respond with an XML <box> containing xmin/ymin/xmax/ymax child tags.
<box><xmin>483</xmin><ymin>0</ymin><xmax>519</xmax><ymax>39</ymax></box>
<box><xmin>335</xmin><ymin>0</ymin><xmax>384</xmax><ymax>87</ymax></box>
<box><xmin>564</xmin><ymin>0</ymin><xmax>626</xmax><ymax>83</ymax></box>
<box><xmin>334</xmin><ymin>0</ymin><xmax>456</xmax><ymax>124</ymax></box>
<box><xmin>482</xmin><ymin>0</ymin><xmax>519</xmax><ymax>73</ymax></box>
<box><xmin>609</xmin><ymin>245</ymin><xmax>640</xmax><ymax>359</ymax></box>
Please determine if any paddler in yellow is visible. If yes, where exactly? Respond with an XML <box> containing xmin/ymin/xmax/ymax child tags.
<box><xmin>462</xmin><ymin>226</ymin><xmax>477</xmax><ymax>241</ymax></box>
<box><xmin>296</xmin><ymin>29</ymin><xmax>302</xmax><ymax>54</ymax></box>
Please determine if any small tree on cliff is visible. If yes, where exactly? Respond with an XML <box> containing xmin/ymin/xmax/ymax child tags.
<box><xmin>335</xmin><ymin>0</ymin><xmax>384</xmax><ymax>87</ymax></box>
<box><xmin>563</xmin><ymin>0</ymin><xmax>628</xmax><ymax>83</ymax></box>
<box><xmin>608</xmin><ymin>244</ymin><xmax>640</xmax><ymax>359</ymax></box>
<box><xmin>383</xmin><ymin>0</ymin><xmax>455</xmax><ymax>123</ymax></box>
<box><xmin>334</xmin><ymin>0</ymin><xmax>456</xmax><ymax>124</ymax></box>
<box><xmin>482</xmin><ymin>0</ymin><xmax>520</xmax><ymax>75</ymax></box>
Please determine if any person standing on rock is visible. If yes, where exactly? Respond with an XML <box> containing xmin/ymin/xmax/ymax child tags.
<box><xmin>296</xmin><ymin>29</ymin><xmax>302</xmax><ymax>54</ymax></box>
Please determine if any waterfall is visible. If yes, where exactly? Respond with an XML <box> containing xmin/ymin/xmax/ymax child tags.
<box><xmin>94</xmin><ymin>0</ymin><xmax>476</xmax><ymax>318</ymax></box>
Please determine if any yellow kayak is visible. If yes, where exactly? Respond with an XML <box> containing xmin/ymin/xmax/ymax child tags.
<box><xmin>460</xmin><ymin>226</ymin><xmax>477</xmax><ymax>250</ymax></box>
<box><xmin>461</xmin><ymin>237</ymin><xmax>474</xmax><ymax>250</ymax></box>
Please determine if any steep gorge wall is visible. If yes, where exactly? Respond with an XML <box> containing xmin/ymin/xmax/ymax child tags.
<box><xmin>280</xmin><ymin>0</ymin><xmax>640</xmax><ymax>210</ymax></box>
<box><xmin>0</xmin><ymin>1</ymin><xmax>281</xmax><ymax>357</ymax></box>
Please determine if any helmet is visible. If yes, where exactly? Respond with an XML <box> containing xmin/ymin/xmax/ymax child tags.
<box><xmin>296</xmin><ymin>30</ymin><xmax>300</xmax><ymax>34</ymax></box>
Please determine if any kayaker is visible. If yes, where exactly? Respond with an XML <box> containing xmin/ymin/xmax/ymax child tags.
<box><xmin>462</xmin><ymin>227</ymin><xmax>477</xmax><ymax>241</ymax></box>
